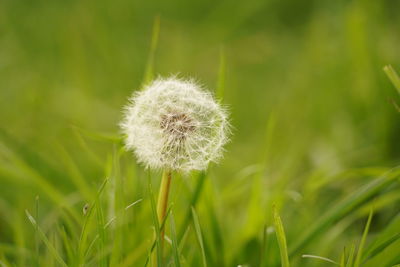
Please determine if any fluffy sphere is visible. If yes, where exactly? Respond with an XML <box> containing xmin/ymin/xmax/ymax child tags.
<box><xmin>120</xmin><ymin>77</ymin><xmax>230</xmax><ymax>172</ymax></box>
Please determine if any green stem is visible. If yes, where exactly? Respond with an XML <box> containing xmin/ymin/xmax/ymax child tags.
<box><xmin>158</xmin><ymin>170</ymin><xmax>172</xmax><ymax>234</ymax></box>
<box><xmin>154</xmin><ymin>170</ymin><xmax>172</xmax><ymax>265</ymax></box>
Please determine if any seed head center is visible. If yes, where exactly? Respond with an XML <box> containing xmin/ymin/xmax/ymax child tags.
<box><xmin>160</xmin><ymin>112</ymin><xmax>195</xmax><ymax>138</ymax></box>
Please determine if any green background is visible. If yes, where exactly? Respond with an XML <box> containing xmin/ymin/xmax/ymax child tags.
<box><xmin>1</xmin><ymin>0</ymin><xmax>400</xmax><ymax>266</ymax></box>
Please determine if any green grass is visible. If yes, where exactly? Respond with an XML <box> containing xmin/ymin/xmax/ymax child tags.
<box><xmin>25</xmin><ymin>210</ymin><xmax>68</xmax><ymax>267</ymax></box>
<box><xmin>191</xmin><ymin>207</ymin><xmax>208</xmax><ymax>267</ymax></box>
<box><xmin>273</xmin><ymin>206</ymin><xmax>290</xmax><ymax>267</ymax></box>
<box><xmin>354</xmin><ymin>209</ymin><xmax>373</xmax><ymax>267</ymax></box>
<box><xmin>1</xmin><ymin>0</ymin><xmax>400</xmax><ymax>266</ymax></box>
<box><xmin>169</xmin><ymin>211</ymin><xmax>181</xmax><ymax>267</ymax></box>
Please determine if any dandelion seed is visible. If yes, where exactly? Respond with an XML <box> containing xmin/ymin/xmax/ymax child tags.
<box><xmin>120</xmin><ymin>77</ymin><xmax>230</xmax><ymax>173</ymax></box>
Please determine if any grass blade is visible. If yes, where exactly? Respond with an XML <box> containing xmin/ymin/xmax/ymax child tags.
<box><xmin>25</xmin><ymin>210</ymin><xmax>68</xmax><ymax>267</ymax></box>
<box><xmin>384</xmin><ymin>65</ymin><xmax>400</xmax><ymax>94</ymax></box>
<box><xmin>191</xmin><ymin>207</ymin><xmax>208</xmax><ymax>267</ymax></box>
<box><xmin>59</xmin><ymin>226</ymin><xmax>75</xmax><ymax>265</ymax></box>
<box><xmin>345</xmin><ymin>244</ymin><xmax>355</xmax><ymax>267</ymax></box>
<box><xmin>170</xmin><ymin>211</ymin><xmax>181</xmax><ymax>267</ymax></box>
<box><xmin>178</xmin><ymin>171</ymin><xmax>206</xmax><ymax>241</ymax></box>
<box><xmin>205</xmin><ymin>197</ymin><xmax>224</xmax><ymax>266</ymax></box>
<box><xmin>78</xmin><ymin>178</ymin><xmax>109</xmax><ymax>265</ymax></box>
<box><xmin>260</xmin><ymin>225</ymin><xmax>268</xmax><ymax>267</ymax></box>
<box><xmin>354</xmin><ymin>209</ymin><xmax>373</xmax><ymax>267</ymax></box>
<box><xmin>148</xmin><ymin>173</ymin><xmax>162</xmax><ymax>267</ymax></box>
<box><xmin>363</xmin><ymin>233</ymin><xmax>400</xmax><ymax>263</ymax></box>
<box><xmin>55</xmin><ymin>143</ymin><xmax>94</xmax><ymax>200</ymax></box>
<box><xmin>242</xmin><ymin>114</ymin><xmax>275</xmax><ymax>241</ymax></box>
<box><xmin>273</xmin><ymin>206</ymin><xmax>290</xmax><ymax>267</ymax></box>
<box><xmin>261</xmin><ymin>226</ymin><xmax>274</xmax><ymax>267</ymax></box>
<box><xmin>143</xmin><ymin>15</ymin><xmax>160</xmax><ymax>85</ymax></box>
<box><xmin>385</xmin><ymin>254</ymin><xmax>400</xmax><ymax>267</ymax></box>
<box><xmin>289</xmin><ymin>167</ymin><xmax>400</xmax><ymax>256</ymax></box>
<box><xmin>0</xmin><ymin>141</ymin><xmax>80</xmax><ymax>222</ymax></box>
<box><xmin>35</xmin><ymin>196</ymin><xmax>40</xmax><ymax>266</ymax></box>
<box><xmin>144</xmin><ymin>206</ymin><xmax>172</xmax><ymax>267</ymax></box>
<box><xmin>340</xmin><ymin>249</ymin><xmax>345</xmax><ymax>267</ymax></box>
<box><xmin>96</xmin><ymin>192</ymin><xmax>107</xmax><ymax>267</ymax></box>
<box><xmin>302</xmin><ymin>254</ymin><xmax>339</xmax><ymax>265</ymax></box>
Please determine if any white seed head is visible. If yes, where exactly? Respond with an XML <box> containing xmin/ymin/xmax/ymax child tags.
<box><xmin>120</xmin><ymin>77</ymin><xmax>230</xmax><ymax>173</ymax></box>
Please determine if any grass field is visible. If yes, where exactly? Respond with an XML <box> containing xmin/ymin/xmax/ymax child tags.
<box><xmin>1</xmin><ymin>0</ymin><xmax>400</xmax><ymax>266</ymax></box>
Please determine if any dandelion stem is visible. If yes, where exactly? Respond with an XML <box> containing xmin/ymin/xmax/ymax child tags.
<box><xmin>157</xmin><ymin>170</ymin><xmax>172</xmax><ymax>247</ymax></box>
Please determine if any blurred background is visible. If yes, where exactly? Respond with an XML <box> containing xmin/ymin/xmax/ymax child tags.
<box><xmin>1</xmin><ymin>0</ymin><xmax>400</xmax><ymax>266</ymax></box>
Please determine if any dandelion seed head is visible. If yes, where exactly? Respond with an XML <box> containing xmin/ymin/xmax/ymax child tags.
<box><xmin>120</xmin><ymin>77</ymin><xmax>230</xmax><ymax>172</ymax></box>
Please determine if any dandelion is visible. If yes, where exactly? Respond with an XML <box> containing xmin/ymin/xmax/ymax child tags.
<box><xmin>120</xmin><ymin>77</ymin><xmax>230</xmax><ymax>173</ymax></box>
<box><xmin>120</xmin><ymin>77</ymin><xmax>230</xmax><ymax>263</ymax></box>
